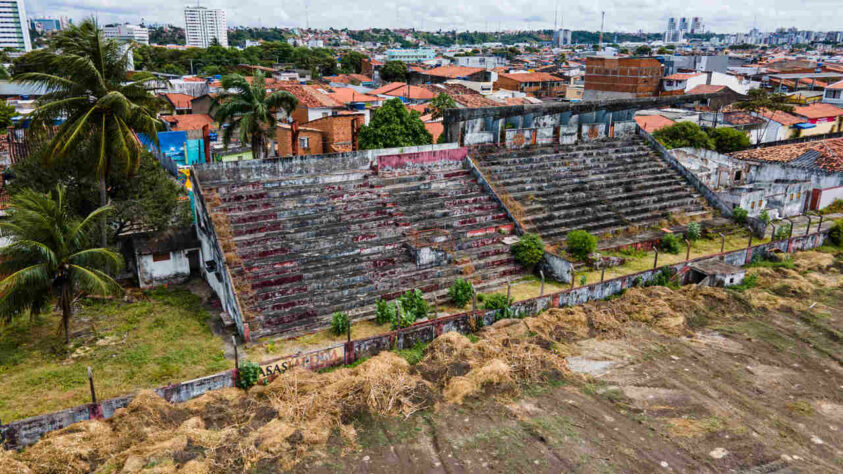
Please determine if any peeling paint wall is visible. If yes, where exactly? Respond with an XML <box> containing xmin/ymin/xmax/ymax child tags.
<box><xmin>136</xmin><ymin>251</ymin><xmax>192</xmax><ymax>288</ymax></box>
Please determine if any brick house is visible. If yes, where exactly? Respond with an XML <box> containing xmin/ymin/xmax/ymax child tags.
<box><xmin>493</xmin><ymin>72</ymin><xmax>565</xmax><ymax>98</ymax></box>
<box><xmin>583</xmin><ymin>57</ymin><xmax>664</xmax><ymax>101</ymax></box>
<box><xmin>276</xmin><ymin>113</ymin><xmax>364</xmax><ymax>156</ymax></box>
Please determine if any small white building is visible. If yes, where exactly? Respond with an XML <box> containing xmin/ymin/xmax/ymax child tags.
<box><xmin>132</xmin><ymin>229</ymin><xmax>200</xmax><ymax>288</ymax></box>
<box><xmin>823</xmin><ymin>81</ymin><xmax>843</xmax><ymax>107</ymax></box>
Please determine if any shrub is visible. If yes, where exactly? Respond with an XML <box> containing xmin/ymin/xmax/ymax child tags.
<box><xmin>685</xmin><ymin>222</ymin><xmax>701</xmax><ymax>241</ymax></box>
<box><xmin>482</xmin><ymin>293</ymin><xmax>515</xmax><ymax>321</ymax></box>
<box><xmin>758</xmin><ymin>209</ymin><xmax>771</xmax><ymax>225</ymax></box>
<box><xmin>774</xmin><ymin>224</ymin><xmax>791</xmax><ymax>241</ymax></box>
<box><xmin>566</xmin><ymin>230</ymin><xmax>597</xmax><ymax>260</ymax></box>
<box><xmin>236</xmin><ymin>361</ymin><xmax>262</xmax><ymax>390</ymax></box>
<box><xmin>727</xmin><ymin>273</ymin><xmax>758</xmax><ymax>292</ymax></box>
<box><xmin>375</xmin><ymin>298</ymin><xmax>396</xmax><ymax>325</ymax></box>
<box><xmin>652</xmin><ymin>122</ymin><xmax>714</xmax><ymax>150</ymax></box>
<box><xmin>660</xmin><ymin>233</ymin><xmax>682</xmax><ymax>254</ymax></box>
<box><xmin>448</xmin><ymin>278</ymin><xmax>474</xmax><ymax>307</ymax></box>
<box><xmin>511</xmin><ymin>233</ymin><xmax>544</xmax><ymax>268</ymax></box>
<box><xmin>829</xmin><ymin>220</ymin><xmax>843</xmax><ymax>247</ymax></box>
<box><xmin>396</xmin><ymin>289</ymin><xmax>428</xmax><ymax>325</ymax></box>
<box><xmin>647</xmin><ymin>267</ymin><xmax>679</xmax><ymax>289</ymax></box>
<box><xmin>330</xmin><ymin>312</ymin><xmax>350</xmax><ymax>335</ymax></box>
<box><xmin>707</xmin><ymin>126</ymin><xmax>750</xmax><ymax>153</ymax></box>
<box><xmin>732</xmin><ymin>207</ymin><xmax>748</xmax><ymax>224</ymax></box>
<box><xmin>579</xmin><ymin>275</ymin><xmax>587</xmax><ymax>285</ymax></box>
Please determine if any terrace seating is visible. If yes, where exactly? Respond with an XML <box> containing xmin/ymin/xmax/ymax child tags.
<box><xmin>200</xmin><ymin>160</ymin><xmax>524</xmax><ymax>338</ymax></box>
<box><xmin>474</xmin><ymin>136</ymin><xmax>711</xmax><ymax>245</ymax></box>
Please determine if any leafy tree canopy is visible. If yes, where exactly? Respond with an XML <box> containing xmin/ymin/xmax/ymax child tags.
<box><xmin>429</xmin><ymin>93</ymin><xmax>457</xmax><ymax>119</ymax></box>
<box><xmin>707</xmin><ymin>127</ymin><xmax>750</xmax><ymax>153</ymax></box>
<box><xmin>358</xmin><ymin>98</ymin><xmax>432</xmax><ymax>150</ymax></box>
<box><xmin>652</xmin><ymin>122</ymin><xmax>714</xmax><ymax>150</ymax></box>
<box><xmin>380</xmin><ymin>60</ymin><xmax>408</xmax><ymax>83</ymax></box>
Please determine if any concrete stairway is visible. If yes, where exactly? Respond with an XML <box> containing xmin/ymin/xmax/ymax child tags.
<box><xmin>201</xmin><ymin>161</ymin><xmax>524</xmax><ymax>338</ymax></box>
<box><xmin>474</xmin><ymin>136</ymin><xmax>711</xmax><ymax>245</ymax></box>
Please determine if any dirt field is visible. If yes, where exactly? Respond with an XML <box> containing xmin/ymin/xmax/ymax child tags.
<box><xmin>3</xmin><ymin>249</ymin><xmax>842</xmax><ymax>473</ymax></box>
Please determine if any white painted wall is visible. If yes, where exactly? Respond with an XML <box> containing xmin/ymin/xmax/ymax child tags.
<box><xmin>136</xmin><ymin>250</ymin><xmax>191</xmax><ymax>288</ymax></box>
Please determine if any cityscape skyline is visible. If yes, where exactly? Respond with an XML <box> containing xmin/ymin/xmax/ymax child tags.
<box><xmin>20</xmin><ymin>0</ymin><xmax>843</xmax><ymax>35</ymax></box>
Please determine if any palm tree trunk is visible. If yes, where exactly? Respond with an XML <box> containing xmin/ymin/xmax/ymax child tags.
<box><xmin>98</xmin><ymin>175</ymin><xmax>107</xmax><ymax>247</ymax></box>
<box><xmin>61</xmin><ymin>282</ymin><xmax>72</xmax><ymax>345</ymax></box>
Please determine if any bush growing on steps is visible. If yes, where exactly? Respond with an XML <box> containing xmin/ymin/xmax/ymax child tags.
<box><xmin>685</xmin><ymin>222</ymin><xmax>701</xmax><ymax>241</ymax></box>
<box><xmin>774</xmin><ymin>224</ymin><xmax>791</xmax><ymax>241</ymax></box>
<box><xmin>733</xmin><ymin>207</ymin><xmax>748</xmax><ymax>225</ymax></box>
<box><xmin>660</xmin><ymin>233</ymin><xmax>682</xmax><ymax>254</ymax></box>
<box><xmin>236</xmin><ymin>361</ymin><xmax>262</xmax><ymax>390</ymax></box>
<box><xmin>829</xmin><ymin>220</ymin><xmax>843</xmax><ymax>247</ymax></box>
<box><xmin>511</xmin><ymin>233</ymin><xmax>545</xmax><ymax>268</ymax></box>
<box><xmin>448</xmin><ymin>278</ymin><xmax>474</xmax><ymax>307</ymax></box>
<box><xmin>375</xmin><ymin>298</ymin><xmax>396</xmax><ymax>325</ymax></box>
<box><xmin>566</xmin><ymin>230</ymin><xmax>597</xmax><ymax>261</ymax></box>
<box><xmin>396</xmin><ymin>289</ymin><xmax>428</xmax><ymax>324</ymax></box>
<box><xmin>330</xmin><ymin>311</ymin><xmax>350</xmax><ymax>335</ymax></box>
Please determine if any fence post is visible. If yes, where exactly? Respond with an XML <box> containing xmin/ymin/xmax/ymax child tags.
<box><xmin>600</xmin><ymin>266</ymin><xmax>605</xmax><ymax>283</ymax></box>
<box><xmin>770</xmin><ymin>223</ymin><xmax>777</xmax><ymax>242</ymax></box>
<box><xmin>472</xmin><ymin>291</ymin><xmax>477</xmax><ymax>312</ymax></box>
<box><xmin>805</xmin><ymin>216</ymin><xmax>812</xmax><ymax>236</ymax></box>
<box><xmin>684</xmin><ymin>239</ymin><xmax>691</xmax><ymax>262</ymax></box>
<box><xmin>719</xmin><ymin>233</ymin><xmax>725</xmax><ymax>261</ymax></box>
<box><xmin>506</xmin><ymin>279</ymin><xmax>511</xmax><ymax>303</ymax></box>
<box><xmin>539</xmin><ymin>270</ymin><xmax>545</xmax><ymax>297</ymax></box>
<box><xmin>818</xmin><ymin>215</ymin><xmax>824</xmax><ymax>233</ymax></box>
<box><xmin>88</xmin><ymin>367</ymin><xmax>97</xmax><ymax>405</ymax></box>
<box><xmin>785</xmin><ymin>218</ymin><xmax>794</xmax><ymax>240</ymax></box>
<box><xmin>747</xmin><ymin>227</ymin><xmax>753</xmax><ymax>249</ymax></box>
<box><xmin>653</xmin><ymin>248</ymin><xmax>659</xmax><ymax>270</ymax></box>
<box><xmin>232</xmin><ymin>335</ymin><xmax>239</xmax><ymax>371</ymax></box>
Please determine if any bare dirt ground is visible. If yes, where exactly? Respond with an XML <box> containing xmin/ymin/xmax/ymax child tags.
<box><xmin>3</xmin><ymin>249</ymin><xmax>842</xmax><ymax>473</ymax></box>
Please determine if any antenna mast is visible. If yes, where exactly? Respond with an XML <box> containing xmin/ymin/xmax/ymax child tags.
<box><xmin>598</xmin><ymin>11</ymin><xmax>605</xmax><ymax>51</ymax></box>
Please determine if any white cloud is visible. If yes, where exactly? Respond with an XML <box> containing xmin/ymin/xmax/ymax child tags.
<box><xmin>23</xmin><ymin>0</ymin><xmax>843</xmax><ymax>33</ymax></box>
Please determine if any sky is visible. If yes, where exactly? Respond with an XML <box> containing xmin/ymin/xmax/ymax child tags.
<box><xmin>23</xmin><ymin>0</ymin><xmax>843</xmax><ymax>34</ymax></box>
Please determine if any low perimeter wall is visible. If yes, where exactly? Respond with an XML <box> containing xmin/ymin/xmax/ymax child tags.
<box><xmin>1</xmin><ymin>231</ymin><xmax>828</xmax><ymax>450</ymax></box>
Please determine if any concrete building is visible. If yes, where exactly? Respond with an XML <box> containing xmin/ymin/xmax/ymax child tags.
<box><xmin>690</xmin><ymin>17</ymin><xmax>702</xmax><ymax>34</ymax></box>
<box><xmin>454</xmin><ymin>56</ymin><xmax>507</xmax><ymax>69</ymax></box>
<box><xmin>0</xmin><ymin>0</ymin><xmax>31</xmax><ymax>51</ymax></box>
<box><xmin>385</xmin><ymin>48</ymin><xmax>435</xmax><ymax>63</ymax></box>
<box><xmin>661</xmin><ymin>55</ymin><xmax>728</xmax><ymax>76</ymax></box>
<box><xmin>30</xmin><ymin>18</ymin><xmax>61</xmax><ymax>34</ymax></box>
<box><xmin>131</xmin><ymin>229</ymin><xmax>199</xmax><ymax>289</ymax></box>
<box><xmin>583</xmin><ymin>57</ymin><xmax>663</xmax><ymax>100</ymax></box>
<box><xmin>552</xmin><ymin>29</ymin><xmax>572</xmax><ymax>47</ymax></box>
<box><xmin>103</xmin><ymin>24</ymin><xmax>149</xmax><ymax>45</ymax></box>
<box><xmin>184</xmin><ymin>6</ymin><xmax>228</xmax><ymax>48</ymax></box>
<box><xmin>494</xmin><ymin>72</ymin><xmax>566</xmax><ymax>99</ymax></box>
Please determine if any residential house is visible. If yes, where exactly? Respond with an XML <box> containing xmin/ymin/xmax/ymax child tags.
<box><xmin>272</xmin><ymin>83</ymin><xmax>346</xmax><ymax>123</ymax></box>
<box><xmin>190</xmin><ymin>93</ymin><xmax>218</xmax><ymax>116</ymax></box>
<box><xmin>752</xmin><ymin>108</ymin><xmax>804</xmax><ymax>143</ymax></box>
<box><xmin>369</xmin><ymin>82</ymin><xmax>435</xmax><ymax>104</ymax></box>
<box><xmin>276</xmin><ymin>113</ymin><xmax>364</xmax><ymax>156</ymax></box>
<box><xmin>161</xmin><ymin>113</ymin><xmax>215</xmax><ymax>140</ymax></box>
<box><xmin>634</xmin><ymin>114</ymin><xmax>676</xmax><ymax>133</ymax></box>
<box><xmin>494</xmin><ymin>72</ymin><xmax>565</xmax><ymax>99</ymax></box>
<box><xmin>360</xmin><ymin>58</ymin><xmax>383</xmax><ymax>82</ymax></box>
<box><xmin>323</xmin><ymin>73</ymin><xmax>375</xmax><ymax>87</ymax></box>
<box><xmin>162</xmin><ymin>93</ymin><xmax>194</xmax><ymax>114</ymax></box>
<box><xmin>662</xmin><ymin>72</ymin><xmax>701</xmax><ymax>96</ymax></box>
<box><xmin>790</xmin><ymin>103</ymin><xmax>843</xmax><ymax>136</ymax></box>
<box><xmin>410</xmin><ymin>65</ymin><xmax>490</xmax><ymax>84</ymax></box>
<box><xmin>823</xmin><ymin>81</ymin><xmax>843</xmax><ymax>107</ymax></box>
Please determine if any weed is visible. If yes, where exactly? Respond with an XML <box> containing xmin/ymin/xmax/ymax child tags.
<box><xmin>727</xmin><ymin>273</ymin><xmax>758</xmax><ymax>292</ymax></box>
<box><xmin>785</xmin><ymin>400</ymin><xmax>815</xmax><ymax>416</ymax></box>
<box><xmin>396</xmin><ymin>341</ymin><xmax>429</xmax><ymax>365</ymax></box>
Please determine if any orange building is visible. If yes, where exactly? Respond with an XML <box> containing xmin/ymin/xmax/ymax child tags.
<box><xmin>276</xmin><ymin>114</ymin><xmax>364</xmax><ymax>156</ymax></box>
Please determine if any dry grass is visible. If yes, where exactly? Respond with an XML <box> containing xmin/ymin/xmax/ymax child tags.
<box><xmin>246</xmin><ymin>320</ymin><xmax>392</xmax><ymax>361</ymax></box>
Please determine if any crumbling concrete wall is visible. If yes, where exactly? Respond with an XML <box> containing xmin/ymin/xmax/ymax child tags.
<box><xmin>136</xmin><ymin>250</ymin><xmax>191</xmax><ymax>288</ymax></box>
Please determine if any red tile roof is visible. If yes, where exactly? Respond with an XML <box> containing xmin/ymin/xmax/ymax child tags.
<box><xmin>324</xmin><ymin>73</ymin><xmax>373</xmax><ymax>84</ymax></box>
<box><xmin>757</xmin><ymin>108</ymin><xmax>803</xmax><ymax>126</ymax></box>
<box><xmin>161</xmin><ymin>113</ymin><xmax>215</xmax><ymax>131</ymax></box>
<box><xmin>792</xmin><ymin>103</ymin><xmax>843</xmax><ymax>120</ymax></box>
<box><xmin>422</xmin><ymin>65</ymin><xmax>485</xmax><ymax>79</ymax></box>
<box><xmin>451</xmin><ymin>94</ymin><xmax>500</xmax><ymax>108</ymax></box>
<box><xmin>634</xmin><ymin>115</ymin><xmax>675</xmax><ymax>133</ymax></box>
<box><xmin>370</xmin><ymin>82</ymin><xmax>435</xmax><ymax>100</ymax></box>
<box><xmin>182</xmin><ymin>76</ymin><xmax>206</xmax><ymax>82</ymax></box>
<box><xmin>826</xmin><ymin>80</ymin><xmax>843</xmax><ymax>90</ymax></box>
<box><xmin>327</xmin><ymin>87</ymin><xmax>381</xmax><ymax>104</ymax></box>
<box><xmin>730</xmin><ymin>137</ymin><xmax>843</xmax><ymax>172</ymax></box>
<box><xmin>498</xmin><ymin>72</ymin><xmax>563</xmax><ymax>83</ymax></box>
<box><xmin>273</xmin><ymin>83</ymin><xmax>343</xmax><ymax>108</ymax></box>
<box><xmin>424</xmin><ymin>121</ymin><xmax>443</xmax><ymax>142</ymax></box>
<box><xmin>163</xmin><ymin>93</ymin><xmax>194</xmax><ymax>110</ymax></box>
<box><xmin>723</xmin><ymin>111</ymin><xmax>763</xmax><ymax>126</ymax></box>
<box><xmin>664</xmin><ymin>72</ymin><xmax>701</xmax><ymax>81</ymax></box>
<box><xmin>686</xmin><ymin>84</ymin><xmax>726</xmax><ymax>95</ymax></box>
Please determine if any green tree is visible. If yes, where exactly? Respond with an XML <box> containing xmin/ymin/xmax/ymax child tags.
<box><xmin>652</xmin><ymin>122</ymin><xmax>714</xmax><ymax>150</ymax></box>
<box><xmin>566</xmin><ymin>230</ymin><xmax>597</xmax><ymax>261</ymax></box>
<box><xmin>511</xmin><ymin>233</ymin><xmax>544</xmax><ymax>268</ymax></box>
<box><xmin>634</xmin><ymin>45</ymin><xmax>652</xmax><ymax>56</ymax></box>
<box><xmin>656</xmin><ymin>47</ymin><xmax>670</xmax><ymax>54</ymax></box>
<box><xmin>0</xmin><ymin>102</ymin><xmax>16</xmax><ymax>128</ymax></box>
<box><xmin>14</xmin><ymin>19</ymin><xmax>163</xmax><ymax>245</ymax></box>
<box><xmin>734</xmin><ymin>88</ymin><xmax>795</xmax><ymax>144</ymax></box>
<box><xmin>339</xmin><ymin>50</ymin><xmax>367</xmax><ymax>74</ymax></box>
<box><xmin>429</xmin><ymin>93</ymin><xmax>457</xmax><ymax>119</ymax></box>
<box><xmin>213</xmin><ymin>71</ymin><xmax>298</xmax><ymax>159</ymax></box>
<box><xmin>707</xmin><ymin>127</ymin><xmax>750</xmax><ymax>153</ymax></box>
<box><xmin>0</xmin><ymin>186</ymin><xmax>123</xmax><ymax>343</ymax></box>
<box><xmin>358</xmin><ymin>98</ymin><xmax>432</xmax><ymax>150</ymax></box>
<box><xmin>380</xmin><ymin>60</ymin><xmax>408</xmax><ymax>82</ymax></box>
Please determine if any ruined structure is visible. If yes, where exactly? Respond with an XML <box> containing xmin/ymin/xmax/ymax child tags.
<box><xmin>192</xmin><ymin>145</ymin><xmax>525</xmax><ymax>339</ymax></box>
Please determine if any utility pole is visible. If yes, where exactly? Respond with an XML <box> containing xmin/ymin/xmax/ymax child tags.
<box><xmin>598</xmin><ymin>11</ymin><xmax>605</xmax><ymax>51</ymax></box>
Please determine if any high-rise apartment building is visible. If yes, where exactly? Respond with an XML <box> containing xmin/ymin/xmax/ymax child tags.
<box><xmin>690</xmin><ymin>17</ymin><xmax>702</xmax><ymax>34</ymax></box>
<box><xmin>552</xmin><ymin>28</ymin><xmax>572</xmax><ymax>46</ymax></box>
<box><xmin>0</xmin><ymin>0</ymin><xmax>31</xmax><ymax>51</ymax></box>
<box><xmin>103</xmin><ymin>24</ymin><xmax>150</xmax><ymax>45</ymax></box>
<box><xmin>679</xmin><ymin>17</ymin><xmax>688</xmax><ymax>32</ymax></box>
<box><xmin>184</xmin><ymin>6</ymin><xmax>228</xmax><ymax>48</ymax></box>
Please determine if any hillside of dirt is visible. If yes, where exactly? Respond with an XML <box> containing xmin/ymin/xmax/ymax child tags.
<box><xmin>2</xmin><ymin>249</ymin><xmax>842</xmax><ymax>473</ymax></box>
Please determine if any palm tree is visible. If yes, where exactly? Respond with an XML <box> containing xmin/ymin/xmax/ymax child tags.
<box><xmin>13</xmin><ymin>19</ymin><xmax>162</xmax><ymax>245</ymax></box>
<box><xmin>213</xmin><ymin>71</ymin><xmax>298</xmax><ymax>159</ymax></box>
<box><xmin>0</xmin><ymin>186</ymin><xmax>123</xmax><ymax>344</ymax></box>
